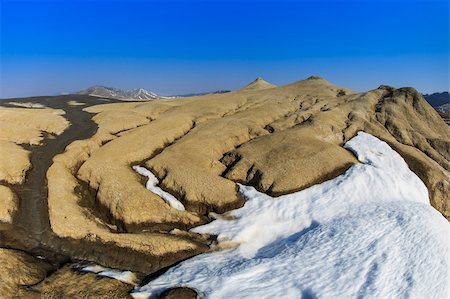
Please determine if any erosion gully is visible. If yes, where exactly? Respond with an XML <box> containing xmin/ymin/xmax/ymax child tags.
<box><xmin>0</xmin><ymin>95</ymin><xmax>121</xmax><ymax>266</ymax></box>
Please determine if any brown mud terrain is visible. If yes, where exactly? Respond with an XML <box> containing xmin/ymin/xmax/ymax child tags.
<box><xmin>0</xmin><ymin>95</ymin><xmax>140</xmax><ymax>297</ymax></box>
<box><xmin>0</xmin><ymin>77</ymin><xmax>449</xmax><ymax>298</ymax></box>
<box><xmin>5</xmin><ymin>96</ymin><xmax>106</xmax><ymax>237</ymax></box>
<box><xmin>1</xmin><ymin>97</ymin><xmax>99</xmax><ymax>229</ymax></box>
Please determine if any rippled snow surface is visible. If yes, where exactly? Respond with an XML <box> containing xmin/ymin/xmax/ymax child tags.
<box><xmin>132</xmin><ymin>132</ymin><xmax>450</xmax><ymax>299</ymax></box>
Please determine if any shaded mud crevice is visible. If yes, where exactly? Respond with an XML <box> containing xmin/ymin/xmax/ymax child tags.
<box><xmin>410</xmin><ymin>139</ymin><xmax>449</xmax><ymax>171</ymax></box>
<box><xmin>341</xmin><ymin>112</ymin><xmax>353</xmax><ymax>143</ymax></box>
<box><xmin>226</xmin><ymin>161</ymin><xmax>356</xmax><ymax>198</ymax></box>
<box><xmin>50</xmin><ymin>234</ymin><xmax>209</xmax><ymax>274</ymax></box>
<box><xmin>124</xmin><ymin>220</ymin><xmax>203</xmax><ymax>234</ymax></box>
<box><xmin>293</xmin><ymin>114</ymin><xmax>314</xmax><ymax>128</ymax></box>
<box><xmin>426</xmin><ymin>138</ymin><xmax>450</xmax><ymax>163</ymax></box>
<box><xmin>245</xmin><ymin>165</ymin><xmax>264</xmax><ymax>187</ymax></box>
<box><xmin>320</xmin><ymin>104</ymin><xmax>331</xmax><ymax>111</ymax></box>
<box><xmin>74</xmin><ymin>182</ymin><xmax>126</xmax><ymax>233</ymax></box>
<box><xmin>0</xmin><ymin>227</ymin><xmax>72</xmax><ymax>269</ymax></box>
<box><xmin>266</xmin><ymin>182</ymin><xmax>276</xmax><ymax>195</ymax></box>
<box><xmin>220</xmin><ymin>152</ymin><xmax>242</xmax><ymax>178</ymax></box>
<box><xmin>264</xmin><ymin>124</ymin><xmax>275</xmax><ymax>133</ymax></box>
<box><xmin>1</xmin><ymin>227</ymin><xmax>206</xmax><ymax>276</ymax></box>
<box><xmin>261</xmin><ymin>101</ymin><xmax>309</xmax><ymax>133</ymax></box>
<box><xmin>186</xmin><ymin>193</ymin><xmax>244</xmax><ymax>217</ymax></box>
<box><xmin>131</xmin><ymin>120</ymin><xmax>198</xmax><ymax>170</ymax></box>
<box><xmin>20</xmin><ymin>258</ymin><xmax>73</xmax><ymax>290</ymax></box>
<box><xmin>220</xmin><ymin>98</ymin><xmax>249</xmax><ymax>117</ymax></box>
<box><xmin>0</xmin><ymin>180</ymin><xmax>19</xmax><ymax>189</ymax></box>
<box><xmin>111</xmin><ymin>121</ymin><xmax>153</xmax><ymax>137</ymax></box>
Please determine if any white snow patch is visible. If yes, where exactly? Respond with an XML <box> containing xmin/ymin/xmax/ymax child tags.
<box><xmin>67</xmin><ymin>100</ymin><xmax>86</xmax><ymax>106</ymax></box>
<box><xmin>8</xmin><ymin>101</ymin><xmax>46</xmax><ymax>108</ymax></box>
<box><xmin>75</xmin><ymin>263</ymin><xmax>138</xmax><ymax>285</ymax></box>
<box><xmin>133</xmin><ymin>165</ymin><xmax>185</xmax><ymax>211</ymax></box>
<box><xmin>131</xmin><ymin>132</ymin><xmax>450</xmax><ymax>299</ymax></box>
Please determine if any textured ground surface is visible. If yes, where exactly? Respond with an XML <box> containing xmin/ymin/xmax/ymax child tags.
<box><xmin>0</xmin><ymin>106</ymin><xmax>70</xmax><ymax>232</ymax></box>
<box><xmin>0</xmin><ymin>77</ymin><xmax>449</xmax><ymax>297</ymax></box>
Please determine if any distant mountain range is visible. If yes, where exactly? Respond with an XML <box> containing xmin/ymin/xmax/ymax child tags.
<box><xmin>175</xmin><ymin>90</ymin><xmax>230</xmax><ymax>97</ymax></box>
<box><xmin>77</xmin><ymin>85</ymin><xmax>160</xmax><ymax>100</ymax></box>
<box><xmin>423</xmin><ymin>92</ymin><xmax>449</xmax><ymax>117</ymax></box>
<box><xmin>423</xmin><ymin>92</ymin><xmax>449</xmax><ymax>107</ymax></box>
<box><xmin>76</xmin><ymin>85</ymin><xmax>231</xmax><ymax>100</ymax></box>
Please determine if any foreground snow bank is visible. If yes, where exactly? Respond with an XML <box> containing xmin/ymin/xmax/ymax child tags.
<box><xmin>132</xmin><ymin>132</ymin><xmax>450</xmax><ymax>299</ymax></box>
<box><xmin>133</xmin><ymin>165</ymin><xmax>185</xmax><ymax>211</ymax></box>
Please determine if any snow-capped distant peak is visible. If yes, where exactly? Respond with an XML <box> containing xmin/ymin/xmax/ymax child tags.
<box><xmin>127</xmin><ymin>88</ymin><xmax>159</xmax><ymax>99</ymax></box>
<box><xmin>77</xmin><ymin>85</ymin><xmax>160</xmax><ymax>100</ymax></box>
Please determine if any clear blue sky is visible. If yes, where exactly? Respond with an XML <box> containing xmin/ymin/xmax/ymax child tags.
<box><xmin>1</xmin><ymin>0</ymin><xmax>449</xmax><ymax>98</ymax></box>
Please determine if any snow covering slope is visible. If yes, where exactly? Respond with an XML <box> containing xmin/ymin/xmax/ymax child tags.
<box><xmin>133</xmin><ymin>165</ymin><xmax>185</xmax><ymax>211</ymax></box>
<box><xmin>131</xmin><ymin>132</ymin><xmax>450</xmax><ymax>299</ymax></box>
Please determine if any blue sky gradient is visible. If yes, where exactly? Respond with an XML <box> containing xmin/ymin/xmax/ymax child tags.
<box><xmin>1</xmin><ymin>0</ymin><xmax>449</xmax><ymax>98</ymax></box>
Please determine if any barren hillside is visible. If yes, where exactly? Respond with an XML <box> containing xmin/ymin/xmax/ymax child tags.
<box><xmin>0</xmin><ymin>77</ymin><xmax>449</xmax><ymax>298</ymax></box>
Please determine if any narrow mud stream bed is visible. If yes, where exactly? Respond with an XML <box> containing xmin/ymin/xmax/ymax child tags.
<box><xmin>0</xmin><ymin>95</ymin><xmax>135</xmax><ymax>277</ymax></box>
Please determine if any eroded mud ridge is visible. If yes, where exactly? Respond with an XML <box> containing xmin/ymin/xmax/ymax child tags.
<box><xmin>1</xmin><ymin>77</ymin><xmax>449</xmax><ymax>297</ymax></box>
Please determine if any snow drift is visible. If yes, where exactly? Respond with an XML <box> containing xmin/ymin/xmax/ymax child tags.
<box><xmin>131</xmin><ymin>132</ymin><xmax>450</xmax><ymax>299</ymax></box>
<box><xmin>75</xmin><ymin>263</ymin><xmax>138</xmax><ymax>285</ymax></box>
<box><xmin>133</xmin><ymin>165</ymin><xmax>185</xmax><ymax>211</ymax></box>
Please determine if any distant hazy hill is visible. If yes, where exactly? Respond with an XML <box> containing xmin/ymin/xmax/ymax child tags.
<box><xmin>423</xmin><ymin>92</ymin><xmax>449</xmax><ymax>107</ymax></box>
<box><xmin>77</xmin><ymin>85</ymin><xmax>159</xmax><ymax>100</ymax></box>
<box><xmin>176</xmin><ymin>90</ymin><xmax>231</xmax><ymax>97</ymax></box>
<box><xmin>77</xmin><ymin>85</ymin><xmax>232</xmax><ymax>100</ymax></box>
<box><xmin>240</xmin><ymin>77</ymin><xmax>277</xmax><ymax>91</ymax></box>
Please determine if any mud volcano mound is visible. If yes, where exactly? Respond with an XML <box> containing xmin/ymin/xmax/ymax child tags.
<box><xmin>0</xmin><ymin>78</ymin><xmax>449</xmax><ymax>297</ymax></box>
